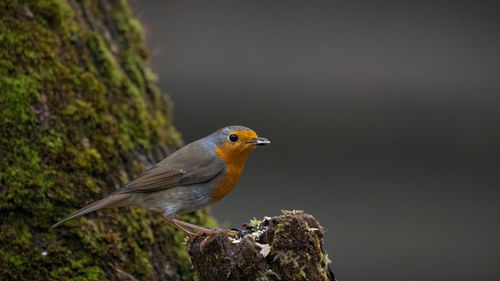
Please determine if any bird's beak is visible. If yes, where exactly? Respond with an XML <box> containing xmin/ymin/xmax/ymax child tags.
<box><xmin>248</xmin><ymin>137</ymin><xmax>271</xmax><ymax>146</ymax></box>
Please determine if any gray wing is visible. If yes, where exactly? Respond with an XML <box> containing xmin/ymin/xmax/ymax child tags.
<box><xmin>117</xmin><ymin>141</ymin><xmax>224</xmax><ymax>194</ymax></box>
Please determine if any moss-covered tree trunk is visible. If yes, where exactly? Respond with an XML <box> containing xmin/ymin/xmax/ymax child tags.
<box><xmin>0</xmin><ymin>1</ymin><xmax>215</xmax><ymax>280</ymax></box>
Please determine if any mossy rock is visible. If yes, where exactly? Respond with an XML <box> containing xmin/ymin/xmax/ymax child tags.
<box><xmin>0</xmin><ymin>0</ymin><xmax>215</xmax><ymax>280</ymax></box>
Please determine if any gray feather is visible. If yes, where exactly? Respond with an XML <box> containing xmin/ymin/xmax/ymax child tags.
<box><xmin>53</xmin><ymin>139</ymin><xmax>225</xmax><ymax>227</ymax></box>
<box><xmin>118</xmin><ymin>141</ymin><xmax>224</xmax><ymax>193</ymax></box>
<box><xmin>52</xmin><ymin>193</ymin><xmax>130</xmax><ymax>228</ymax></box>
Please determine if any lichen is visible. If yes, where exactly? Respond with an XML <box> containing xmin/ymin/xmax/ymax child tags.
<box><xmin>281</xmin><ymin>209</ymin><xmax>304</xmax><ymax>215</ymax></box>
<box><xmin>0</xmin><ymin>0</ymin><xmax>208</xmax><ymax>280</ymax></box>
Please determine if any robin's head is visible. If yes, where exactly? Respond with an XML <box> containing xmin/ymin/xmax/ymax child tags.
<box><xmin>212</xmin><ymin>125</ymin><xmax>270</xmax><ymax>163</ymax></box>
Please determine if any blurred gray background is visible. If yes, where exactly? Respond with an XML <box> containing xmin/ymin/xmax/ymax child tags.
<box><xmin>133</xmin><ymin>1</ymin><xmax>500</xmax><ymax>280</ymax></box>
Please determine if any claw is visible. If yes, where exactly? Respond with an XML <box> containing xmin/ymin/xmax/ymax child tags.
<box><xmin>158</xmin><ymin>214</ymin><xmax>238</xmax><ymax>252</ymax></box>
<box><xmin>197</xmin><ymin>229</ymin><xmax>237</xmax><ymax>252</ymax></box>
<box><xmin>223</xmin><ymin>229</ymin><xmax>238</xmax><ymax>236</ymax></box>
<box><xmin>200</xmin><ymin>236</ymin><xmax>211</xmax><ymax>250</ymax></box>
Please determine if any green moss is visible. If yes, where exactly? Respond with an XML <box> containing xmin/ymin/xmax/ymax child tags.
<box><xmin>86</xmin><ymin>32</ymin><xmax>123</xmax><ymax>87</ymax></box>
<box><xmin>272</xmin><ymin>250</ymin><xmax>300</xmax><ymax>268</ymax></box>
<box><xmin>256</xmin><ymin>270</ymin><xmax>270</xmax><ymax>281</ymax></box>
<box><xmin>293</xmin><ymin>265</ymin><xmax>307</xmax><ymax>280</ymax></box>
<box><xmin>274</xmin><ymin>219</ymin><xmax>291</xmax><ymax>234</ymax></box>
<box><xmin>249</xmin><ymin>217</ymin><xmax>263</xmax><ymax>229</ymax></box>
<box><xmin>270</xmin><ymin>249</ymin><xmax>310</xmax><ymax>280</ymax></box>
<box><xmin>0</xmin><ymin>75</ymin><xmax>39</xmax><ymax>123</ymax></box>
<box><xmin>0</xmin><ymin>0</ymin><xmax>209</xmax><ymax>280</ymax></box>
<box><xmin>81</xmin><ymin>266</ymin><xmax>106</xmax><ymax>281</ymax></box>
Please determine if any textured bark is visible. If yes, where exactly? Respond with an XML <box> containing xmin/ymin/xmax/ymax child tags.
<box><xmin>187</xmin><ymin>211</ymin><xmax>336</xmax><ymax>281</ymax></box>
<box><xmin>0</xmin><ymin>1</ymin><xmax>216</xmax><ymax>280</ymax></box>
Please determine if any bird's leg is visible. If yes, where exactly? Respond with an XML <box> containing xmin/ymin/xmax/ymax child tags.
<box><xmin>162</xmin><ymin>216</ymin><xmax>239</xmax><ymax>250</ymax></box>
<box><xmin>171</xmin><ymin>218</ymin><xmax>215</xmax><ymax>232</ymax></box>
<box><xmin>159</xmin><ymin>214</ymin><xmax>238</xmax><ymax>251</ymax></box>
<box><xmin>172</xmin><ymin>217</ymin><xmax>238</xmax><ymax>237</ymax></box>
<box><xmin>158</xmin><ymin>214</ymin><xmax>196</xmax><ymax>238</ymax></box>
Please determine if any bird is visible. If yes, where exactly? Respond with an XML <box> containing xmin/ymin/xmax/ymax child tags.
<box><xmin>52</xmin><ymin>125</ymin><xmax>270</xmax><ymax>238</ymax></box>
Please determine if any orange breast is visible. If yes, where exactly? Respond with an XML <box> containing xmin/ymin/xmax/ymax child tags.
<box><xmin>211</xmin><ymin>143</ymin><xmax>253</xmax><ymax>203</ymax></box>
<box><xmin>210</xmin><ymin>161</ymin><xmax>245</xmax><ymax>203</ymax></box>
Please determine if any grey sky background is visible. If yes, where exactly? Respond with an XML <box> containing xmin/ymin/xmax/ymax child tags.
<box><xmin>134</xmin><ymin>1</ymin><xmax>500</xmax><ymax>280</ymax></box>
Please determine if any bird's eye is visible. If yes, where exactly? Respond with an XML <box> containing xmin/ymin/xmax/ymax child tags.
<box><xmin>229</xmin><ymin>134</ymin><xmax>239</xmax><ymax>142</ymax></box>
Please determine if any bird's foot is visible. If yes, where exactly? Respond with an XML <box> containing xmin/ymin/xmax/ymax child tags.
<box><xmin>196</xmin><ymin>228</ymin><xmax>237</xmax><ymax>249</ymax></box>
<box><xmin>159</xmin><ymin>215</ymin><xmax>237</xmax><ymax>239</ymax></box>
<box><xmin>171</xmin><ymin>217</ymin><xmax>238</xmax><ymax>237</ymax></box>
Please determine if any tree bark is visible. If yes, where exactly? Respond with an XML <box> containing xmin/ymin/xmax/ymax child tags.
<box><xmin>0</xmin><ymin>1</ymin><xmax>215</xmax><ymax>280</ymax></box>
<box><xmin>188</xmin><ymin>211</ymin><xmax>336</xmax><ymax>281</ymax></box>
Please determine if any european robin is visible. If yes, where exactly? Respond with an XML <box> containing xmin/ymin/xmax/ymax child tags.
<box><xmin>52</xmin><ymin>126</ymin><xmax>270</xmax><ymax>237</ymax></box>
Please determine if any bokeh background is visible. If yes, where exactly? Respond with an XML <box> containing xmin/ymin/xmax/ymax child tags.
<box><xmin>133</xmin><ymin>1</ymin><xmax>500</xmax><ymax>281</ymax></box>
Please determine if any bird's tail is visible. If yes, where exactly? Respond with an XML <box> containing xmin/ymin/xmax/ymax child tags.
<box><xmin>52</xmin><ymin>193</ymin><xmax>130</xmax><ymax>228</ymax></box>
